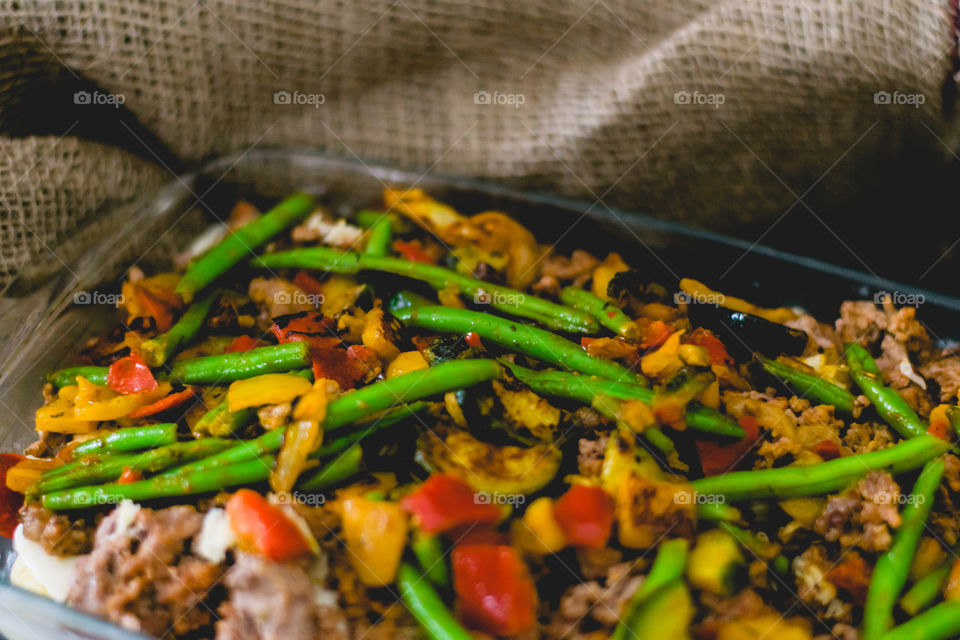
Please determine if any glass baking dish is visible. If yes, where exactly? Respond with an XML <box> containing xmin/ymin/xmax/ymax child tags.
<box><xmin>0</xmin><ymin>148</ymin><xmax>957</xmax><ymax>640</ymax></box>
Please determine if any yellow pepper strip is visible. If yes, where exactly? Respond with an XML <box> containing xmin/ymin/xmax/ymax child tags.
<box><xmin>384</xmin><ymin>187</ymin><xmax>463</xmax><ymax>231</ymax></box>
<box><xmin>679</xmin><ymin>278</ymin><xmax>797</xmax><ymax>324</ymax></box>
<box><xmin>387</xmin><ymin>351</ymin><xmax>429</xmax><ymax>379</ymax></box>
<box><xmin>35</xmin><ymin>385</ymin><xmax>97</xmax><ymax>433</ymax></box>
<box><xmin>512</xmin><ymin>496</ymin><xmax>566</xmax><ymax>554</ymax></box>
<box><xmin>361</xmin><ymin>308</ymin><xmax>400</xmax><ymax>362</ymax></box>
<box><xmin>270</xmin><ymin>379</ymin><xmax>337</xmax><ymax>493</ymax></box>
<box><xmin>641</xmin><ymin>330</ymin><xmax>685</xmax><ymax>379</ymax></box>
<box><xmin>591</xmin><ymin>253</ymin><xmax>630</xmax><ymax>301</ymax></box>
<box><xmin>945</xmin><ymin>559</ymin><xmax>960</xmax><ymax>601</ymax></box>
<box><xmin>227</xmin><ymin>373</ymin><xmax>313</xmax><ymax>412</ymax></box>
<box><xmin>6</xmin><ymin>458</ymin><xmax>61</xmax><ymax>492</ymax></box>
<box><xmin>341</xmin><ymin>496</ymin><xmax>408</xmax><ymax>586</ymax></box>
<box><xmin>73</xmin><ymin>377</ymin><xmax>172</xmax><ymax>421</ymax></box>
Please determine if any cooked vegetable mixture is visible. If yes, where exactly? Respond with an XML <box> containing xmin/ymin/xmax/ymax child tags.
<box><xmin>6</xmin><ymin>188</ymin><xmax>960</xmax><ymax>640</ymax></box>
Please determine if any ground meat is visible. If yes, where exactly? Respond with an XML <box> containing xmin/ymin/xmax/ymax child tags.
<box><xmin>571</xmin><ymin>407</ymin><xmax>607</xmax><ymax>430</ymax></box>
<box><xmin>814</xmin><ymin>472</ymin><xmax>900</xmax><ymax>552</ymax></box>
<box><xmin>820</xmin><ymin>623</ymin><xmax>860</xmax><ymax>640</ymax></box>
<box><xmin>545</xmin><ymin>562</ymin><xmax>642</xmax><ymax>638</ymax></box>
<box><xmin>885</xmin><ymin>305</ymin><xmax>932</xmax><ymax>356</ymax></box>
<box><xmin>794</xmin><ymin>545</ymin><xmax>854</xmax><ymax>624</ymax></box>
<box><xmin>258</xmin><ymin>402</ymin><xmax>292</xmax><ymax>430</ymax></box>
<box><xmin>576</xmin><ymin>546</ymin><xmax>623</xmax><ymax>581</ymax></box>
<box><xmin>835</xmin><ymin>301</ymin><xmax>886</xmax><ymax>346</ymax></box>
<box><xmin>875</xmin><ymin>335</ymin><xmax>933</xmax><ymax>416</ymax></box>
<box><xmin>23</xmin><ymin>431</ymin><xmax>67</xmax><ymax>457</ymax></box>
<box><xmin>68</xmin><ymin>504</ymin><xmax>221</xmax><ymax>637</ymax></box>
<box><xmin>216</xmin><ymin>553</ymin><xmax>348</xmax><ymax>640</ymax></box>
<box><xmin>698</xmin><ymin>589</ymin><xmax>768</xmax><ymax>628</ymax></box>
<box><xmin>577</xmin><ymin>435</ymin><xmax>609</xmax><ymax>477</ymax></box>
<box><xmin>533</xmin><ymin>250</ymin><xmax>598</xmax><ymax>295</ymax></box>
<box><xmin>843</xmin><ymin>421</ymin><xmax>896</xmax><ymax>454</ymax></box>
<box><xmin>786</xmin><ymin>314</ymin><xmax>840</xmax><ymax>352</ymax></box>
<box><xmin>19</xmin><ymin>503</ymin><xmax>95</xmax><ymax>556</ymax></box>
<box><xmin>919</xmin><ymin>351</ymin><xmax>960</xmax><ymax>402</ymax></box>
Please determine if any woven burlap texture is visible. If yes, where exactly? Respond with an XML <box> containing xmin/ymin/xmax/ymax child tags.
<box><xmin>0</xmin><ymin>0</ymin><xmax>954</xmax><ymax>289</ymax></box>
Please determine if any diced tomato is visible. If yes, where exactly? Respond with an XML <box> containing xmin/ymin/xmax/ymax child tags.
<box><xmin>400</xmin><ymin>474</ymin><xmax>501</xmax><ymax>534</ymax></box>
<box><xmin>107</xmin><ymin>354</ymin><xmax>158</xmax><ymax>395</ymax></box>
<box><xmin>552</xmin><ymin>484</ymin><xmax>615</xmax><ymax>548</ymax></box>
<box><xmin>686</xmin><ymin>328</ymin><xmax>733</xmax><ymax>366</ymax></box>
<box><xmin>928</xmin><ymin>417</ymin><xmax>952</xmax><ymax>441</ymax></box>
<box><xmin>128</xmin><ymin>387</ymin><xmax>198</xmax><ymax>418</ymax></box>
<box><xmin>695</xmin><ymin>415</ymin><xmax>760</xmax><ymax>476</ymax></box>
<box><xmin>225</xmin><ymin>335</ymin><xmax>261</xmax><ymax>353</ymax></box>
<box><xmin>393</xmin><ymin>240</ymin><xmax>434</xmax><ymax>264</ymax></box>
<box><xmin>226</xmin><ymin>489</ymin><xmax>313</xmax><ymax>562</ymax></box>
<box><xmin>637</xmin><ymin>318</ymin><xmax>673</xmax><ymax>350</ymax></box>
<box><xmin>453</xmin><ymin>544</ymin><xmax>537</xmax><ymax>636</ymax></box>
<box><xmin>0</xmin><ymin>454</ymin><xmax>24</xmax><ymax>537</ymax></box>
<box><xmin>812</xmin><ymin>439</ymin><xmax>843</xmax><ymax>461</ymax></box>
<box><xmin>118</xmin><ymin>467</ymin><xmax>143</xmax><ymax>484</ymax></box>
<box><xmin>464</xmin><ymin>332</ymin><xmax>483</xmax><ymax>349</ymax></box>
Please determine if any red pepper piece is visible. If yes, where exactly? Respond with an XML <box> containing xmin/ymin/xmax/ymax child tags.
<box><xmin>118</xmin><ymin>466</ymin><xmax>143</xmax><ymax>484</ymax></box>
<box><xmin>393</xmin><ymin>240</ymin><xmax>434</xmax><ymax>264</ymax></box>
<box><xmin>686</xmin><ymin>327</ymin><xmax>734</xmax><ymax>365</ymax></box>
<box><xmin>464</xmin><ymin>332</ymin><xmax>483</xmax><ymax>349</ymax></box>
<box><xmin>107</xmin><ymin>354</ymin><xmax>158</xmax><ymax>395</ymax></box>
<box><xmin>400</xmin><ymin>474</ymin><xmax>500</xmax><ymax>534</ymax></box>
<box><xmin>695</xmin><ymin>415</ymin><xmax>760</xmax><ymax>476</ymax></box>
<box><xmin>552</xmin><ymin>484</ymin><xmax>615</xmax><ymax>548</ymax></box>
<box><xmin>452</xmin><ymin>544</ymin><xmax>537</xmax><ymax>636</ymax></box>
<box><xmin>226</xmin><ymin>489</ymin><xmax>313</xmax><ymax>562</ymax></box>
<box><xmin>225</xmin><ymin>335</ymin><xmax>261</xmax><ymax>353</ymax></box>
<box><xmin>128</xmin><ymin>387</ymin><xmax>198</xmax><ymax>418</ymax></box>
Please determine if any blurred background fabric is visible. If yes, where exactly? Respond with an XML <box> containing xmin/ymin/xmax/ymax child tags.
<box><xmin>0</xmin><ymin>0</ymin><xmax>958</xmax><ymax>292</ymax></box>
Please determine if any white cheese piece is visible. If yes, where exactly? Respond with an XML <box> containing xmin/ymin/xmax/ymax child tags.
<box><xmin>195</xmin><ymin>508</ymin><xmax>236</xmax><ymax>564</ymax></box>
<box><xmin>12</xmin><ymin>525</ymin><xmax>82</xmax><ymax>602</ymax></box>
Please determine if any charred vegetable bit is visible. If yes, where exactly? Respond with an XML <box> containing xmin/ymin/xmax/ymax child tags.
<box><xmin>686</xmin><ymin>303</ymin><xmax>807</xmax><ymax>359</ymax></box>
<box><xmin>758</xmin><ymin>355</ymin><xmax>858</xmax><ymax>414</ymax></box>
<box><xmin>175</xmin><ymin>192</ymin><xmax>315</xmax><ymax>302</ymax></box>
<box><xmin>846</xmin><ymin>342</ymin><xmax>929</xmax><ymax>439</ymax></box>
<box><xmin>252</xmin><ymin>247</ymin><xmax>599</xmax><ymax>333</ymax></box>
<box><xmin>863</xmin><ymin>459</ymin><xmax>945</xmax><ymax>639</ymax></box>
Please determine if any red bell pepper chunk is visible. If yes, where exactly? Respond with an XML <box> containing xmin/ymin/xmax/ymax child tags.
<box><xmin>226</xmin><ymin>489</ymin><xmax>313</xmax><ymax>562</ymax></box>
<box><xmin>225</xmin><ymin>335</ymin><xmax>261</xmax><ymax>353</ymax></box>
<box><xmin>552</xmin><ymin>484</ymin><xmax>615</xmax><ymax>548</ymax></box>
<box><xmin>118</xmin><ymin>466</ymin><xmax>143</xmax><ymax>484</ymax></box>
<box><xmin>128</xmin><ymin>387</ymin><xmax>198</xmax><ymax>418</ymax></box>
<box><xmin>393</xmin><ymin>240</ymin><xmax>434</xmax><ymax>264</ymax></box>
<box><xmin>464</xmin><ymin>332</ymin><xmax>484</xmax><ymax>349</ymax></box>
<box><xmin>400</xmin><ymin>474</ymin><xmax>500</xmax><ymax>534</ymax></box>
<box><xmin>453</xmin><ymin>544</ymin><xmax>537</xmax><ymax>636</ymax></box>
<box><xmin>686</xmin><ymin>327</ymin><xmax>734</xmax><ymax>365</ymax></box>
<box><xmin>812</xmin><ymin>439</ymin><xmax>843</xmax><ymax>461</ymax></box>
<box><xmin>293</xmin><ymin>270</ymin><xmax>326</xmax><ymax>296</ymax></box>
<box><xmin>107</xmin><ymin>354</ymin><xmax>158</xmax><ymax>395</ymax></box>
<box><xmin>695</xmin><ymin>415</ymin><xmax>760</xmax><ymax>476</ymax></box>
<box><xmin>0</xmin><ymin>454</ymin><xmax>24</xmax><ymax>538</ymax></box>
<box><xmin>637</xmin><ymin>318</ymin><xmax>673</xmax><ymax>350</ymax></box>
<box><xmin>580</xmin><ymin>337</ymin><xmax>597</xmax><ymax>348</ymax></box>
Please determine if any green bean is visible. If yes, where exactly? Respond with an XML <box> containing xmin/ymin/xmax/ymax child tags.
<box><xmin>758</xmin><ymin>356</ymin><xmax>857</xmax><ymax>414</ymax></box>
<box><xmin>298</xmin><ymin>444</ymin><xmax>364</xmax><ymax>490</ymax></box>
<box><xmin>166</xmin><ymin>342</ymin><xmax>311</xmax><ymax>384</ymax></box>
<box><xmin>393</xmin><ymin>306</ymin><xmax>639</xmax><ymax>384</ymax></box>
<box><xmin>175</xmin><ymin>193</ymin><xmax>315</xmax><ymax>302</ymax></box>
<box><xmin>47</xmin><ymin>366</ymin><xmax>108</xmax><ymax>389</ymax></box>
<box><xmin>32</xmin><ymin>438</ymin><xmax>234</xmax><ymax>494</ymax></box>
<box><xmin>313</xmin><ymin>401</ymin><xmax>430</xmax><ymax>459</ymax></box>
<box><xmin>877</xmin><ymin>601</ymin><xmax>960</xmax><ymax>640</ymax></box>
<box><xmin>412</xmin><ymin>530</ymin><xmax>450</xmax><ymax>588</ymax></box>
<box><xmin>560</xmin><ymin>286</ymin><xmax>639</xmax><ymax>340</ymax></box>
<box><xmin>846</xmin><ymin>342</ymin><xmax>927</xmax><ymax>439</ymax></box>
<box><xmin>193</xmin><ymin>369</ymin><xmax>313</xmax><ymax>437</ymax></box>
<box><xmin>139</xmin><ymin>291</ymin><xmax>219</xmax><ymax>366</ymax></box>
<box><xmin>691</xmin><ymin>434</ymin><xmax>950</xmax><ymax>502</ymax></box>
<box><xmin>364</xmin><ymin>217</ymin><xmax>392</xmax><ymax>257</ymax></box>
<box><xmin>718</xmin><ymin>521</ymin><xmax>789</xmax><ymax>574</ymax></box>
<box><xmin>864</xmin><ymin>459</ymin><xmax>945</xmax><ymax>638</ymax></box>
<box><xmin>71</xmin><ymin>423</ymin><xmax>178</xmax><ymax>456</ymax></box>
<box><xmin>397</xmin><ymin>562</ymin><xmax>474</xmax><ymax>640</ymax></box>
<box><xmin>901</xmin><ymin>564</ymin><xmax>951</xmax><ymax>616</ymax></box>
<box><xmin>504</xmin><ymin>361</ymin><xmax>743</xmax><ymax>438</ymax></box>
<box><xmin>612</xmin><ymin>538</ymin><xmax>688</xmax><ymax>640</ymax></box>
<box><xmin>696</xmin><ymin>501</ymin><xmax>742</xmax><ymax>522</ymax></box>
<box><xmin>251</xmin><ymin>247</ymin><xmax>599</xmax><ymax>334</ymax></box>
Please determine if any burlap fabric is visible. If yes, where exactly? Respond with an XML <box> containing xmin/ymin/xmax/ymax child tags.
<box><xmin>0</xmin><ymin>0</ymin><xmax>955</xmax><ymax>290</ymax></box>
